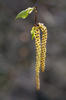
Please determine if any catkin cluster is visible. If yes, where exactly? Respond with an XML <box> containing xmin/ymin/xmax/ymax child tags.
<box><xmin>31</xmin><ymin>23</ymin><xmax>47</xmax><ymax>90</ymax></box>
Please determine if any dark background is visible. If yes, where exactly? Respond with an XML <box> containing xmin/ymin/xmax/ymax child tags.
<box><xmin>0</xmin><ymin>0</ymin><xmax>66</xmax><ymax>100</ymax></box>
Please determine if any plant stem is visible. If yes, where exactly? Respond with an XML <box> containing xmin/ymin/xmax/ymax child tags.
<box><xmin>34</xmin><ymin>6</ymin><xmax>38</xmax><ymax>25</ymax></box>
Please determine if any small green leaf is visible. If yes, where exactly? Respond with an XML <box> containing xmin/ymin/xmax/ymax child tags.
<box><xmin>31</xmin><ymin>33</ymin><xmax>35</xmax><ymax>40</ymax></box>
<box><xmin>16</xmin><ymin>7</ymin><xmax>35</xmax><ymax>19</ymax></box>
<box><xmin>31</xmin><ymin>27</ymin><xmax>35</xmax><ymax>40</ymax></box>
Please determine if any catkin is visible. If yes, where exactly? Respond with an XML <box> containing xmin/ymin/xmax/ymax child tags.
<box><xmin>32</xmin><ymin>26</ymin><xmax>41</xmax><ymax>90</ymax></box>
<box><xmin>38</xmin><ymin>23</ymin><xmax>47</xmax><ymax>72</ymax></box>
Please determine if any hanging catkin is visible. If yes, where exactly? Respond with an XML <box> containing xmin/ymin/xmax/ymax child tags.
<box><xmin>31</xmin><ymin>26</ymin><xmax>41</xmax><ymax>90</ymax></box>
<box><xmin>38</xmin><ymin>23</ymin><xmax>48</xmax><ymax>72</ymax></box>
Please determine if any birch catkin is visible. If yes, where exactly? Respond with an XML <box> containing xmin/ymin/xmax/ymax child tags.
<box><xmin>31</xmin><ymin>23</ymin><xmax>47</xmax><ymax>90</ymax></box>
<box><xmin>31</xmin><ymin>26</ymin><xmax>41</xmax><ymax>90</ymax></box>
<box><xmin>35</xmin><ymin>26</ymin><xmax>41</xmax><ymax>90</ymax></box>
<box><xmin>38</xmin><ymin>23</ymin><xmax>48</xmax><ymax>72</ymax></box>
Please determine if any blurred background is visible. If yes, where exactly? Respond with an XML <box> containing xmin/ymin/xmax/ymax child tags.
<box><xmin>0</xmin><ymin>0</ymin><xmax>66</xmax><ymax>100</ymax></box>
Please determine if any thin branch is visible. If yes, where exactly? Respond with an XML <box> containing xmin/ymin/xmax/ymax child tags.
<box><xmin>34</xmin><ymin>6</ymin><xmax>38</xmax><ymax>25</ymax></box>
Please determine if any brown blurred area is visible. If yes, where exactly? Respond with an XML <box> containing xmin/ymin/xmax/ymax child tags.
<box><xmin>0</xmin><ymin>0</ymin><xmax>66</xmax><ymax>100</ymax></box>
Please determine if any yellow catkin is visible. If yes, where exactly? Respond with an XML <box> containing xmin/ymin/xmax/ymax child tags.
<box><xmin>32</xmin><ymin>26</ymin><xmax>41</xmax><ymax>90</ymax></box>
<box><xmin>38</xmin><ymin>23</ymin><xmax>48</xmax><ymax>72</ymax></box>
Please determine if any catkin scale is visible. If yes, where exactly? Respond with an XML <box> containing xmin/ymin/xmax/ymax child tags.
<box><xmin>38</xmin><ymin>23</ymin><xmax>47</xmax><ymax>72</ymax></box>
<box><xmin>34</xmin><ymin>26</ymin><xmax>41</xmax><ymax>90</ymax></box>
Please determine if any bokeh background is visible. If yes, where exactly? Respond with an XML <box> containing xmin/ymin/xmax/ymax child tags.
<box><xmin>0</xmin><ymin>0</ymin><xmax>66</xmax><ymax>100</ymax></box>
